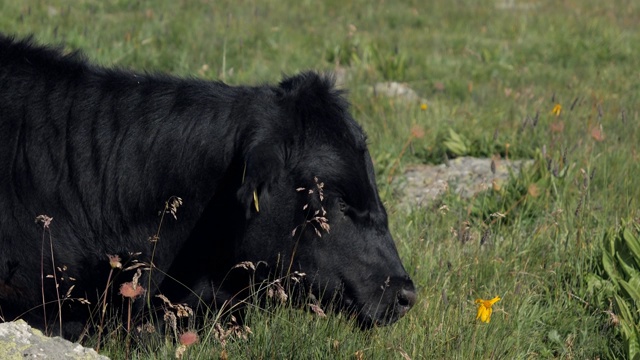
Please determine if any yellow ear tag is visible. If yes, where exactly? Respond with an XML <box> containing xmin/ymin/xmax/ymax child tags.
<box><xmin>253</xmin><ymin>190</ymin><xmax>260</xmax><ymax>212</ymax></box>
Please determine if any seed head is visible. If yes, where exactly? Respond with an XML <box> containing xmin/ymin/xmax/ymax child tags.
<box><xmin>179</xmin><ymin>331</ymin><xmax>199</xmax><ymax>346</ymax></box>
<box><xmin>107</xmin><ymin>254</ymin><xmax>122</xmax><ymax>269</ymax></box>
<box><xmin>119</xmin><ymin>282</ymin><xmax>145</xmax><ymax>299</ymax></box>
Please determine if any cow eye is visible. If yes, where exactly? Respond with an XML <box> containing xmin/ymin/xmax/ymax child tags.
<box><xmin>338</xmin><ymin>199</ymin><xmax>347</xmax><ymax>213</ymax></box>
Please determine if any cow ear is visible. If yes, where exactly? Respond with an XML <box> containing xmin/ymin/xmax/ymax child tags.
<box><xmin>237</xmin><ymin>143</ymin><xmax>285</xmax><ymax>219</ymax></box>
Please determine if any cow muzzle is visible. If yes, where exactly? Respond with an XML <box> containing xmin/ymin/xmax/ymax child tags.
<box><xmin>351</xmin><ymin>276</ymin><xmax>417</xmax><ymax>328</ymax></box>
<box><xmin>395</xmin><ymin>284</ymin><xmax>417</xmax><ymax>317</ymax></box>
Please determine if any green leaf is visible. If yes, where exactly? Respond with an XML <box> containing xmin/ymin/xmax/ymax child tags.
<box><xmin>615</xmin><ymin>294</ymin><xmax>638</xmax><ymax>326</ymax></box>
<box><xmin>623</xmin><ymin>227</ymin><xmax>640</xmax><ymax>268</ymax></box>
<box><xmin>627</xmin><ymin>276</ymin><xmax>640</xmax><ymax>304</ymax></box>
<box><xmin>615</xmin><ymin>294</ymin><xmax>633</xmax><ymax>319</ymax></box>
<box><xmin>619</xmin><ymin>278</ymin><xmax>640</xmax><ymax>304</ymax></box>
<box><xmin>631</xmin><ymin>326</ymin><xmax>640</xmax><ymax>360</ymax></box>
<box><xmin>630</xmin><ymin>275</ymin><xmax>640</xmax><ymax>291</ymax></box>
<box><xmin>443</xmin><ymin>128</ymin><xmax>469</xmax><ymax>156</ymax></box>
<box><xmin>557</xmin><ymin>164</ymin><xmax>569</xmax><ymax>178</ymax></box>
<box><xmin>603</xmin><ymin>248</ymin><xmax>620</xmax><ymax>284</ymax></box>
<box><xmin>616</xmin><ymin>252</ymin><xmax>640</xmax><ymax>280</ymax></box>
<box><xmin>615</xmin><ymin>295</ymin><xmax>635</xmax><ymax>335</ymax></box>
<box><xmin>586</xmin><ymin>273</ymin><xmax>604</xmax><ymax>292</ymax></box>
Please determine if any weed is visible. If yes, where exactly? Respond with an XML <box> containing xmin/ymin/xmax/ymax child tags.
<box><xmin>35</xmin><ymin>215</ymin><xmax>64</xmax><ymax>336</ymax></box>
<box><xmin>96</xmin><ymin>254</ymin><xmax>122</xmax><ymax>352</ymax></box>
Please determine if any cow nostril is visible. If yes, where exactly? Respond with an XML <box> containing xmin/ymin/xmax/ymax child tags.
<box><xmin>397</xmin><ymin>288</ymin><xmax>417</xmax><ymax>309</ymax></box>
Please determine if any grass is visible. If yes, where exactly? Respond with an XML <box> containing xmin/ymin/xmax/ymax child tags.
<box><xmin>2</xmin><ymin>0</ymin><xmax>639</xmax><ymax>358</ymax></box>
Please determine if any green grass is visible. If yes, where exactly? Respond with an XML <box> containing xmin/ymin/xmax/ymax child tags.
<box><xmin>2</xmin><ymin>0</ymin><xmax>639</xmax><ymax>358</ymax></box>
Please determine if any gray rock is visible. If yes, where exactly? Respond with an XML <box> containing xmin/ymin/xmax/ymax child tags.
<box><xmin>372</xmin><ymin>82</ymin><xmax>421</xmax><ymax>102</ymax></box>
<box><xmin>399</xmin><ymin>157</ymin><xmax>533</xmax><ymax>207</ymax></box>
<box><xmin>0</xmin><ymin>320</ymin><xmax>109</xmax><ymax>360</ymax></box>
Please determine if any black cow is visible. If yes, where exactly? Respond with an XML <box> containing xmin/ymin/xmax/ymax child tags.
<box><xmin>0</xmin><ymin>35</ymin><xmax>416</xmax><ymax>339</ymax></box>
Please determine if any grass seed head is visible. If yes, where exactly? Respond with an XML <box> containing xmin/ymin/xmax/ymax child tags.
<box><xmin>179</xmin><ymin>331</ymin><xmax>199</xmax><ymax>346</ymax></box>
<box><xmin>107</xmin><ymin>254</ymin><xmax>122</xmax><ymax>269</ymax></box>
<box><xmin>308</xmin><ymin>303</ymin><xmax>327</xmax><ymax>318</ymax></box>
<box><xmin>35</xmin><ymin>215</ymin><xmax>53</xmax><ymax>228</ymax></box>
<box><xmin>120</xmin><ymin>282</ymin><xmax>145</xmax><ymax>299</ymax></box>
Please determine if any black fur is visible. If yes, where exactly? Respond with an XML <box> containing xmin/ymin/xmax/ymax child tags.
<box><xmin>0</xmin><ymin>34</ymin><xmax>416</xmax><ymax>339</ymax></box>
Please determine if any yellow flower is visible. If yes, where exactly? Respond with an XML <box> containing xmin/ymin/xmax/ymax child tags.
<box><xmin>551</xmin><ymin>103</ymin><xmax>562</xmax><ymax>117</ymax></box>
<box><xmin>475</xmin><ymin>296</ymin><xmax>501</xmax><ymax>323</ymax></box>
<box><xmin>420</xmin><ymin>103</ymin><xmax>428</xmax><ymax>111</ymax></box>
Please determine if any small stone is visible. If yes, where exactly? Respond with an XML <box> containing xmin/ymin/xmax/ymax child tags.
<box><xmin>0</xmin><ymin>320</ymin><xmax>109</xmax><ymax>359</ymax></box>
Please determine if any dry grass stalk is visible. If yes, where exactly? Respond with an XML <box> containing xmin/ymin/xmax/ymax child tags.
<box><xmin>120</xmin><ymin>268</ymin><xmax>146</xmax><ymax>337</ymax></box>
<box><xmin>156</xmin><ymin>294</ymin><xmax>194</xmax><ymax>319</ymax></box>
<box><xmin>214</xmin><ymin>315</ymin><xmax>252</xmax><ymax>348</ymax></box>
<box><xmin>266</xmin><ymin>279</ymin><xmax>288</xmax><ymax>303</ymax></box>
<box><xmin>293</xmin><ymin>177</ymin><xmax>331</xmax><ymax>238</ymax></box>
<box><xmin>96</xmin><ymin>254</ymin><xmax>122</xmax><ymax>351</ymax></box>
<box><xmin>36</xmin><ymin>215</ymin><xmax>64</xmax><ymax>335</ymax></box>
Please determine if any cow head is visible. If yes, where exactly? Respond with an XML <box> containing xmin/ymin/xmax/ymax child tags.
<box><xmin>236</xmin><ymin>73</ymin><xmax>416</xmax><ymax>327</ymax></box>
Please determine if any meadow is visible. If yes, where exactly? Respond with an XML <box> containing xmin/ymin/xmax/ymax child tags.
<box><xmin>1</xmin><ymin>0</ymin><xmax>639</xmax><ymax>358</ymax></box>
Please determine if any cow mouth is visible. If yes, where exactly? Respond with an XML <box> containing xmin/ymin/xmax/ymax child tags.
<box><xmin>340</xmin><ymin>282</ymin><xmax>417</xmax><ymax>328</ymax></box>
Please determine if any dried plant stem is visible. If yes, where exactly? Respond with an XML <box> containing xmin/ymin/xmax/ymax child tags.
<box><xmin>37</xmin><ymin>217</ymin><xmax>64</xmax><ymax>336</ymax></box>
<box><xmin>96</xmin><ymin>268</ymin><xmax>114</xmax><ymax>352</ymax></box>
<box><xmin>146</xmin><ymin>198</ymin><xmax>170</xmax><ymax>307</ymax></box>
<box><xmin>125</xmin><ymin>298</ymin><xmax>133</xmax><ymax>360</ymax></box>
<box><xmin>40</xmin><ymin>228</ymin><xmax>48</xmax><ymax>331</ymax></box>
<box><xmin>48</xmin><ymin>232</ymin><xmax>63</xmax><ymax>336</ymax></box>
<box><xmin>127</xmin><ymin>298</ymin><xmax>132</xmax><ymax>333</ymax></box>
